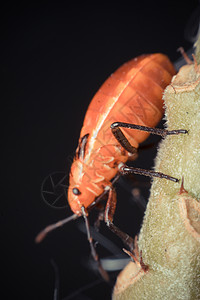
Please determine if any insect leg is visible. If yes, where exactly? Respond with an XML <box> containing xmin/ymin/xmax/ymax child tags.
<box><xmin>123</xmin><ymin>236</ymin><xmax>149</xmax><ymax>272</ymax></box>
<box><xmin>88</xmin><ymin>174</ymin><xmax>121</xmax><ymax>210</ymax></box>
<box><xmin>81</xmin><ymin>206</ymin><xmax>109</xmax><ymax>282</ymax></box>
<box><xmin>50</xmin><ymin>259</ymin><xmax>60</xmax><ymax>300</ymax></box>
<box><xmin>94</xmin><ymin>203</ymin><xmax>105</xmax><ymax>232</ymax></box>
<box><xmin>177</xmin><ymin>47</ymin><xmax>193</xmax><ymax>65</ymax></box>
<box><xmin>119</xmin><ymin>165</ymin><xmax>179</xmax><ymax>182</ymax></box>
<box><xmin>111</xmin><ymin>122</ymin><xmax>188</xmax><ymax>153</ymax></box>
<box><xmin>93</xmin><ymin>175</ymin><xmax>123</xmax><ymax>230</ymax></box>
<box><xmin>104</xmin><ymin>188</ymin><xmax>134</xmax><ymax>251</ymax></box>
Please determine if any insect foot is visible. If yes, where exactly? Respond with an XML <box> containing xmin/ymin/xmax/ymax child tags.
<box><xmin>113</xmin><ymin>36</ymin><xmax>200</xmax><ymax>300</ymax></box>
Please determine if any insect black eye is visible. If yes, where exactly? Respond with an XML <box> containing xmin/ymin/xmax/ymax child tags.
<box><xmin>72</xmin><ymin>188</ymin><xmax>81</xmax><ymax>195</ymax></box>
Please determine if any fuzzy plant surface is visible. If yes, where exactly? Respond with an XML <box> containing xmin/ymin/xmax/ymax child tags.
<box><xmin>113</xmin><ymin>40</ymin><xmax>200</xmax><ymax>299</ymax></box>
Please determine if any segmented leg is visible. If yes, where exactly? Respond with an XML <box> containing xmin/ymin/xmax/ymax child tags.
<box><xmin>111</xmin><ymin>121</ymin><xmax>188</xmax><ymax>182</ymax></box>
<box><xmin>81</xmin><ymin>206</ymin><xmax>109</xmax><ymax>282</ymax></box>
<box><xmin>177</xmin><ymin>47</ymin><xmax>193</xmax><ymax>65</ymax></box>
<box><xmin>123</xmin><ymin>236</ymin><xmax>149</xmax><ymax>272</ymax></box>
<box><xmin>111</xmin><ymin>121</ymin><xmax>188</xmax><ymax>153</ymax></box>
<box><xmin>104</xmin><ymin>188</ymin><xmax>134</xmax><ymax>251</ymax></box>
<box><xmin>88</xmin><ymin>174</ymin><xmax>120</xmax><ymax>210</ymax></box>
<box><xmin>123</xmin><ymin>235</ymin><xmax>140</xmax><ymax>264</ymax></box>
<box><xmin>119</xmin><ymin>165</ymin><xmax>179</xmax><ymax>182</ymax></box>
<box><xmin>94</xmin><ymin>203</ymin><xmax>104</xmax><ymax>232</ymax></box>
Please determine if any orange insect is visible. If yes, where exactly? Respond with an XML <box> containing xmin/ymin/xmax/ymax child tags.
<box><xmin>36</xmin><ymin>53</ymin><xmax>187</xmax><ymax>280</ymax></box>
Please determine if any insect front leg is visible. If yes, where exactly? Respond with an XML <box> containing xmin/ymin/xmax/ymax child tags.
<box><xmin>81</xmin><ymin>206</ymin><xmax>109</xmax><ymax>282</ymax></box>
<box><xmin>104</xmin><ymin>187</ymin><xmax>134</xmax><ymax>252</ymax></box>
<box><xmin>94</xmin><ymin>203</ymin><xmax>105</xmax><ymax>232</ymax></box>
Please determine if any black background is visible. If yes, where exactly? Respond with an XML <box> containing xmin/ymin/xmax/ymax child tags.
<box><xmin>2</xmin><ymin>1</ymin><xmax>199</xmax><ymax>299</ymax></box>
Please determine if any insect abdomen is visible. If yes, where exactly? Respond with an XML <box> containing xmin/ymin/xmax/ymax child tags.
<box><xmin>110</xmin><ymin>54</ymin><xmax>176</xmax><ymax>147</ymax></box>
<box><xmin>81</xmin><ymin>54</ymin><xmax>176</xmax><ymax>149</ymax></box>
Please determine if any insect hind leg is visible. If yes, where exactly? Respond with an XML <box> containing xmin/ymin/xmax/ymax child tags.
<box><xmin>111</xmin><ymin>121</ymin><xmax>188</xmax><ymax>153</ymax></box>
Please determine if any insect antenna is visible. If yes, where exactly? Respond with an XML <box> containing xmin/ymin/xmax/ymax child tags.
<box><xmin>35</xmin><ymin>213</ymin><xmax>79</xmax><ymax>243</ymax></box>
